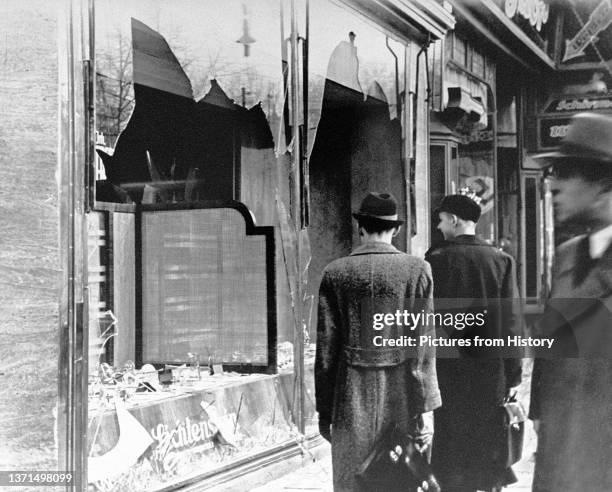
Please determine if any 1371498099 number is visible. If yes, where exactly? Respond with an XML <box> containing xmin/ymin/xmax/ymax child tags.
<box><xmin>0</xmin><ymin>471</ymin><xmax>74</xmax><ymax>486</ymax></box>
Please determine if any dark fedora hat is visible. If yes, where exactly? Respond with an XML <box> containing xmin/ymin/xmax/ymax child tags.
<box><xmin>436</xmin><ymin>194</ymin><xmax>481</xmax><ymax>223</ymax></box>
<box><xmin>352</xmin><ymin>192</ymin><xmax>404</xmax><ymax>227</ymax></box>
<box><xmin>533</xmin><ymin>112</ymin><xmax>612</xmax><ymax>166</ymax></box>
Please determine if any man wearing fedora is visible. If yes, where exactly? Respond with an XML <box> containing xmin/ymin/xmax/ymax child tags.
<box><xmin>425</xmin><ymin>192</ymin><xmax>522</xmax><ymax>492</ymax></box>
<box><xmin>529</xmin><ymin>112</ymin><xmax>612</xmax><ymax>492</ymax></box>
<box><xmin>315</xmin><ymin>192</ymin><xmax>441</xmax><ymax>491</ymax></box>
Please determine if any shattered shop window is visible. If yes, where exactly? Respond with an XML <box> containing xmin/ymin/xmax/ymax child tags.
<box><xmin>94</xmin><ymin>0</ymin><xmax>286</xmax><ymax>208</ymax></box>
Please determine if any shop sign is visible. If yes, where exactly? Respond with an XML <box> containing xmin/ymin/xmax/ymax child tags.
<box><xmin>563</xmin><ymin>0</ymin><xmax>612</xmax><ymax>62</ymax></box>
<box><xmin>539</xmin><ymin>117</ymin><xmax>572</xmax><ymax>148</ymax></box>
<box><xmin>504</xmin><ymin>0</ymin><xmax>550</xmax><ymax>32</ymax></box>
<box><xmin>544</xmin><ymin>96</ymin><xmax>612</xmax><ymax>113</ymax></box>
<box><xmin>150</xmin><ymin>415</ymin><xmax>219</xmax><ymax>453</ymax></box>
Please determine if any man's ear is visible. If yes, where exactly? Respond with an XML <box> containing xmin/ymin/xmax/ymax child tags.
<box><xmin>392</xmin><ymin>225</ymin><xmax>401</xmax><ymax>237</ymax></box>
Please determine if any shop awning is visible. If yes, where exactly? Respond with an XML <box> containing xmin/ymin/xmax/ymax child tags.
<box><xmin>448</xmin><ymin>0</ymin><xmax>555</xmax><ymax>72</ymax></box>
<box><xmin>344</xmin><ymin>0</ymin><xmax>455</xmax><ymax>42</ymax></box>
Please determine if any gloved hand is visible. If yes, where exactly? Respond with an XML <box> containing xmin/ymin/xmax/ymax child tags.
<box><xmin>411</xmin><ymin>411</ymin><xmax>434</xmax><ymax>452</ymax></box>
<box><xmin>319</xmin><ymin>418</ymin><xmax>332</xmax><ymax>443</ymax></box>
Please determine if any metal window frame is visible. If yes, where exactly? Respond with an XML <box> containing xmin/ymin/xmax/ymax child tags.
<box><xmin>134</xmin><ymin>200</ymin><xmax>278</xmax><ymax>374</ymax></box>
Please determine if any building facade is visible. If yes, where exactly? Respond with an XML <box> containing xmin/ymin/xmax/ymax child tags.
<box><xmin>58</xmin><ymin>0</ymin><xmax>612</xmax><ymax>489</ymax></box>
<box><xmin>429</xmin><ymin>0</ymin><xmax>558</xmax><ymax>312</ymax></box>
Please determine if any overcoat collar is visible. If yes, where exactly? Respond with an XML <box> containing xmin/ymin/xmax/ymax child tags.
<box><xmin>444</xmin><ymin>234</ymin><xmax>492</xmax><ymax>246</ymax></box>
<box><xmin>350</xmin><ymin>241</ymin><xmax>402</xmax><ymax>256</ymax></box>
<box><xmin>555</xmin><ymin>234</ymin><xmax>612</xmax><ymax>299</ymax></box>
<box><xmin>425</xmin><ymin>235</ymin><xmax>493</xmax><ymax>257</ymax></box>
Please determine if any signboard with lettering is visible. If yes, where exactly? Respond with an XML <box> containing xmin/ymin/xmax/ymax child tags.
<box><xmin>543</xmin><ymin>95</ymin><xmax>612</xmax><ymax>113</ymax></box>
<box><xmin>493</xmin><ymin>0</ymin><xmax>555</xmax><ymax>52</ymax></box>
<box><xmin>504</xmin><ymin>0</ymin><xmax>550</xmax><ymax>32</ymax></box>
<box><xmin>560</xmin><ymin>0</ymin><xmax>612</xmax><ymax>65</ymax></box>
<box><xmin>563</xmin><ymin>0</ymin><xmax>612</xmax><ymax>61</ymax></box>
<box><xmin>87</xmin><ymin>373</ymin><xmax>299</xmax><ymax>490</ymax></box>
<box><xmin>538</xmin><ymin>117</ymin><xmax>572</xmax><ymax>148</ymax></box>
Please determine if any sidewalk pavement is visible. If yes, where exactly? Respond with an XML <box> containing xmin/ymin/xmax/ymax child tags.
<box><xmin>250</xmin><ymin>426</ymin><xmax>535</xmax><ymax>492</ymax></box>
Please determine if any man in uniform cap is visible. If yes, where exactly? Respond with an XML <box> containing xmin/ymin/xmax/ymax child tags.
<box><xmin>315</xmin><ymin>192</ymin><xmax>441</xmax><ymax>491</ymax></box>
<box><xmin>425</xmin><ymin>191</ymin><xmax>522</xmax><ymax>492</ymax></box>
<box><xmin>529</xmin><ymin>112</ymin><xmax>612</xmax><ymax>492</ymax></box>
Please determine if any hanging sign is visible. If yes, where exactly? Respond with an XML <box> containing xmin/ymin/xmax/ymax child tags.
<box><xmin>563</xmin><ymin>0</ymin><xmax>612</xmax><ymax>62</ymax></box>
<box><xmin>504</xmin><ymin>0</ymin><xmax>550</xmax><ymax>31</ymax></box>
<box><xmin>543</xmin><ymin>95</ymin><xmax>612</xmax><ymax>113</ymax></box>
<box><xmin>538</xmin><ymin>117</ymin><xmax>572</xmax><ymax>148</ymax></box>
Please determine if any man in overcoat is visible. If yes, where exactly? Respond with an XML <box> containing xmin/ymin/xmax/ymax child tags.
<box><xmin>530</xmin><ymin>112</ymin><xmax>612</xmax><ymax>492</ymax></box>
<box><xmin>315</xmin><ymin>192</ymin><xmax>441</xmax><ymax>492</ymax></box>
<box><xmin>425</xmin><ymin>193</ymin><xmax>522</xmax><ymax>492</ymax></box>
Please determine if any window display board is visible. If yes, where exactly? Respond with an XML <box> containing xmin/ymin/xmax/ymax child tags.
<box><xmin>140</xmin><ymin>205</ymin><xmax>276</xmax><ymax>372</ymax></box>
<box><xmin>86</xmin><ymin>365</ymin><xmax>316</xmax><ymax>491</ymax></box>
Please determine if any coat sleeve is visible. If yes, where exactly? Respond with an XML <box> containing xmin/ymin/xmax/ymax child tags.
<box><xmin>528</xmin><ymin>357</ymin><xmax>545</xmax><ymax>420</ymax></box>
<box><xmin>529</xmin><ymin>246</ymin><xmax>565</xmax><ymax>420</ymax></box>
<box><xmin>501</xmin><ymin>256</ymin><xmax>523</xmax><ymax>389</ymax></box>
<box><xmin>408</xmin><ymin>264</ymin><xmax>442</xmax><ymax>415</ymax></box>
<box><xmin>424</xmin><ymin>250</ymin><xmax>445</xmax><ymax>298</ymax></box>
<box><xmin>315</xmin><ymin>271</ymin><xmax>343</xmax><ymax>423</ymax></box>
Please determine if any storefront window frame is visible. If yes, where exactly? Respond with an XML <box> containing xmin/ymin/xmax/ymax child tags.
<box><xmin>80</xmin><ymin>1</ymin><xmax>305</xmax><ymax>487</ymax></box>
<box><xmin>61</xmin><ymin>0</ymin><xmax>454</xmax><ymax>489</ymax></box>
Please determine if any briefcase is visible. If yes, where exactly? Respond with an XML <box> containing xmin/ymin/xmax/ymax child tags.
<box><xmin>501</xmin><ymin>394</ymin><xmax>527</xmax><ymax>467</ymax></box>
<box><xmin>355</xmin><ymin>423</ymin><xmax>440</xmax><ymax>492</ymax></box>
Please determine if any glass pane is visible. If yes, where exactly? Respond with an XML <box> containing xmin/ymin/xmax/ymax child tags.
<box><xmin>307</xmin><ymin>0</ymin><xmax>407</xmax><ymax>276</ymax></box>
<box><xmin>430</xmin><ymin>144</ymin><xmax>446</xmax><ymax>247</ymax></box>
<box><xmin>458</xmin><ymin>87</ymin><xmax>496</xmax><ymax>244</ymax></box>
<box><xmin>458</xmin><ymin>145</ymin><xmax>496</xmax><ymax>243</ymax></box>
<box><xmin>87</xmin><ymin>212</ymin><xmax>113</xmax><ymax>371</ymax></box>
<box><xmin>524</xmin><ymin>177</ymin><xmax>538</xmax><ymax>298</ymax></box>
<box><xmin>89</xmin><ymin>2</ymin><xmax>302</xmax><ymax>488</ymax></box>
<box><xmin>141</xmin><ymin>208</ymin><xmax>269</xmax><ymax>366</ymax></box>
<box><xmin>497</xmin><ymin>148</ymin><xmax>519</xmax><ymax>259</ymax></box>
<box><xmin>472</xmin><ymin>50</ymin><xmax>484</xmax><ymax>78</ymax></box>
<box><xmin>95</xmin><ymin>0</ymin><xmax>287</xmax><ymax>208</ymax></box>
<box><xmin>95</xmin><ymin>0</ymin><xmax>293</xmax><ymax>352</ymax></box>
<box><xmin>306</xmin><ymin>0</ymin><xmax>407</xmax><ymax>436</ymax></box>
<box><xmin>453</xmin><ymin>35</ymin><xmax>466</xmax><ymax>66</ymax></box>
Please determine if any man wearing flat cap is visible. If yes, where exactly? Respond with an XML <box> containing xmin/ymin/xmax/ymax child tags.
<box><xmin>529</xmin><ymin>112</ymin><xmax>612</xmax><ymax>492</ymax></box>
<box><xmin>425</xmin><ymin>191</ymin><xmax>522</xmax><ymax>492</ymax></box>
<box><xmin>315</xmin><ymin>192</ymin><xmax>441</xmax><ymax>491</ymax></box>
